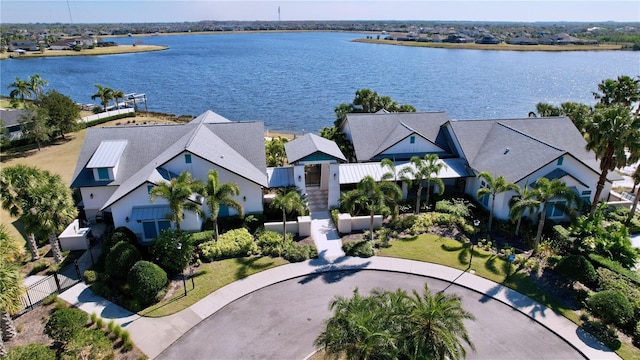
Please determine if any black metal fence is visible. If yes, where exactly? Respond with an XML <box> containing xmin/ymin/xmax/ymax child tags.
<box><xmin>19</xmin><ymin>261</ymin><xmax>82</xmax><ymax>315</ymax></box>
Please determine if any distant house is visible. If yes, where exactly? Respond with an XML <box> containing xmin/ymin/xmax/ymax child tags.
<box><xmin>49</xmin><ymin>40</ymin><xmax>73</xmax><ymax>50</ymax></box>
<box><xmin>507</xmin><ymin>37</ymin><xmax>539</xmax><ymax>45</ymax></box>
<box><xmin>71</xmin><ymin>111</ymin><xmax>267</xmax><ymax>243</ymax></box>
<box><xmin>9</xmin><ymin>41</ymin><xmax>39</xmax><ymax>51</ymax></box>
<box><xmin>539</xmin><ymin>33</ymin><xmax>599</xmax><ymax>45</ymax></box>
<box><xmin>475</xmin><ymin>35</ymin><xmax>501</xmax><ymax>44</ymax></box>
<box><xmin>0</xmin><ymin>108</ymin><xmax>29</xmax><ymax>141</ymax></box>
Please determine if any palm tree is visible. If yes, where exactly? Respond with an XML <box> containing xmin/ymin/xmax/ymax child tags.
<box><xmin>399</xmin><ymin>154</ymin><xmax>446</xmax><ymax>213</ymax></box>
<box><xmin>203</xmin><ymin>170</ymin><xmax>244</xmax><ymax>241</ymax></box>
<box><xmin>401</xmin><ymin>284</ymin><xmax>475</xmax><ymax>360</ymax></box>
<box><xmin>0</xmin><ymin>227</ymin><xmax>26</xmax><ymax>353</ymax></box>
<box><xmin>265</xmin><ymin>136</ymin><xmax>288</xmax><ymax>167</ymax></box>
<box><xmin>529</xmin><ymin>178</ymin><xmax>578</xmax><ymax>254</ymax></box>
<box><xmin>508</xmin><ymin>182</ymin><xmax>538</xmax><ymax>237</ymax></box>
<box><xmin>381</xmin><ymin>158</ymin><xmax>400</xmax><ymax>218</ymax></box>
<box><xmin>8</xmin><ymin>77</ymin><xmax>32</xmax><ymax>106</ymax></box>
<box><xmin>593</xmin><ymin>75</ymin><xmax>640</xmax><ymax>110</ymax></box>
<box><xmin>340</xmin><ymin>176</ymin><xmax>401</xmax><ymax>241</ymax></box>
<box><xmin>271</xmin><ymin>187</ymin><xmax>307</xmax><ymax>240</ymax></box>
<box><xmin>584</xmin><ymin>105</ymin><xmax>640</xmax><ymax>215</ymax></box>
<box><xmin>530</xmin><ymin>102</ymin><xmax>561</xmax><ymax>117</ymax></box>
<box><xmin>0</xmin><ymin>165</ymin><xmax>45</xmax><ymax>261</ymax></box>
<box><xmin>627</xmin><ymin>166</ymin><xmax>640</xmax><ymax>225</ymax></box>
<box><xmin>112</xmin><ymin>89</ymin><xmax>125</xmax><ymax>109</ymax></box>
<box><xmin>150</xmin><ymin>171</ymin><xmax>203</xmax><ymax>231</ymax></box>
<box><xmin>28</xmin><ymin>74</ymin><xmax>48</xmax><ymax>99</ymax></box>
<box><xmin>91</xmin><ymin>84</ymin><xmax>115</xmax><ymax>112</ymax></box>
<box><xmin>24</xmin><ymin>173</ymin><xmax>77</xmax><ymax>263</ymax></box>
<box><xmin>476</xmin><ymin>172</ymin><xmax>518</xmax><ymax>234</ymax></box>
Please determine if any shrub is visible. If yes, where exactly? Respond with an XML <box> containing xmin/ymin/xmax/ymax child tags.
<box><xmin>61</xmin><ymin>329</ymin><xmax>114</xmax><ymax>360</ymax></box>
<box><xmin>41</xmin><ymin>294</ymin><xmax>57</xmax><ymax>306</ymax></box>
<box><xmin>190</xmin><ymin>230</ymin><xmax>214</xmax><ymax>246</ymax></box>
<box><xmin>44</xmin><ymin>308</ymin><xmax>89</xmax><ymax>343</ymax></box>
<box><xmin>555</xmin><ymin>255</ymin><xmax>597</xmax><ymax>286</ymax></box>
<box><xmin>127</xmin><ymin>260</ymin><xmax>168</xmax><ymax>306</ymax></box>
<box><xmin>151</xmin><ymin>229</ymin><xmax>194</xmax><ymax>276</ymax></box>
<box><xmin>113</xmin><ymin>226</ymin><xmax>138</xmax><ymax>243</ymax></box>
<box><xmin>198</xmin><ymin>228</ymin><xmax>259</xmax><ymax>262</ymax></box>
<box><xmin>5</xmin><ymin>344</ymin><xmax>56</xmax><ymax>360</ymax></box>
<box><xmin>257</xmin><ymin>230</ymin><xmax>293</xmax><ymax>257</ymax></box>
<box><xmin>589</xmin><ymin>254</ymin><xmax>640</xmax><ymax>286</ymax></box>
<box><xmin>343</xmin><ymin>240</ymin><xmax>374</xmax><ymax>258</ymax></box>
<box><xmin>585</xmin><ymin>320</ymin><xmax>621</xmax><ymax>350</ymax></box>
<box><xmin>435</xmin><ymin>198</ymin><xmax>473</xmax><ymax>218</ymax></box>
<box><xmin>104</xmin><ymin>241</ymin><xmax>141</xmax><ymax>279</ymax></box>
<box><xmin>588</xmin><ymin>290</ymin><xmax>634</xmax><ymax>326</ymax></box>
<box><xmin>390</xmin><ymin>214</ymin><xmax>418</xmax><ymax>232</ymax></box>
<box><xmin>83</xmin><ymin>269</ymin><xmax>97</xmax><ymax>284</ymax></box>
<box><xmin>107</xmin><ymin>319</ymin><xmax>115</xmax><ymax>333</ymax></box>
<box><xmin>102</xmin><ymin>231</ymin><xmax>129</xmax><ymax>255</ymax></box>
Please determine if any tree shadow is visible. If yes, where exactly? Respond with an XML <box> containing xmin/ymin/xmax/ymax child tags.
<box><xmin>234</xmin><ymin>257</ymin><xmax>279</xmax><ymax>279</ymax></box>
<box><xmin>298</xmin><ymin>256</ymin><xmax>371</xmax><ymax>285</ymax></box>
<box><xmin>478</xmin><ymin>278</ymin><xmax>550</xmax><ymax>321</ymax></box>
<box><xmin>484</xmin><ymin>255</ymin><xmax>501</xmax><ymax>275</ymax></box>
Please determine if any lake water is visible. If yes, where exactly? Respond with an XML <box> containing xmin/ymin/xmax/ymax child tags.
<box><xmin>1</xmin><ymin>32</ymin><xmax>638</xmax><ymax>133</ymax></box>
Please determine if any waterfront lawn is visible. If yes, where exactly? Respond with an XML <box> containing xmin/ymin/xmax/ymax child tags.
<box><xmin>138</xmin><ymin>256</ymin><xmax>288</xmax><ymax>318</ymax></box>
<box><xmin>379</xmin><ymin>234</ymin><xmax>580</xmax><ymax>323</ymax></box>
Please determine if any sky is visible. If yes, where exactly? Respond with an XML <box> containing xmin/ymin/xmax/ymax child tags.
<box><xmin>1</xmin><ymin>0</ymin><xmax>639</xmax><ymax>24</ymax></box>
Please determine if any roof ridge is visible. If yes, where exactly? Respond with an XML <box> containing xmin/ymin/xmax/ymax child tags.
<box><xmin>184</xmin><ymin>122</ymin><xmax>205</xmax><ymax>149</ymax></box>
<box><xmin>496</xmin><ymin>121</ymin><xmax>564</xmax><ymax>152</ymax></box>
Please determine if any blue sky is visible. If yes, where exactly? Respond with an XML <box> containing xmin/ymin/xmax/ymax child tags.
<box><xmin>2</xmin><ymin>1</ymin><xmax>639</xmax><ymax>24</ymax></box>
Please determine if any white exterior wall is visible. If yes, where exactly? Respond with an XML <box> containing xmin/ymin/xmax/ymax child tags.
<box><xmin>81</xmin><ymin>186</ymin><xmax>117</xmax><ymax>218</ymax></box>
<box><xmin>162</xmin><ymin>151</ymin><xmax>264</xmax><ymax>214</ymax></box>
<box><xmin>293</xmin><ymin>165</ymin><xmax>306</xmax><ymax>195</ymax></box>
<box><xmin>328</xmin><ymin>163</ymin><xmax>341</xmax><ymax>208</ymax></box>
<box><xmin>379</xmin><ymin>135</ymin><xmax>444</xmax><ymax>157</ymax></box>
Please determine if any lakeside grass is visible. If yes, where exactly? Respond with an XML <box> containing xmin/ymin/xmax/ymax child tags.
<box><xmin>138</xmin><ymin>256</ymin><xmax>289</xmax><ymax>317</ymax></box>
<box><xmin>0</xmin><ymin>45</ymin><xmax>167</xmax><ymax>60</ymax></box>
<box><xmin>353</xmin><ymin>38</ymin><xmax>624</xmax><ymax>51</ymax></box>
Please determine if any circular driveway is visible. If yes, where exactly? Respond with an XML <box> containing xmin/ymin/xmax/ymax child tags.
<box><xmin>157</xmin><ymin>270</ymin><xmax>583</xmax><ymax>360</ymax></box>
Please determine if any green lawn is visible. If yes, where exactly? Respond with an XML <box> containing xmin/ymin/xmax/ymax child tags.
<box><xmin>138</xmin><ymin>256</ymin><xmax>288</xmax><ymax>317</ymax></box>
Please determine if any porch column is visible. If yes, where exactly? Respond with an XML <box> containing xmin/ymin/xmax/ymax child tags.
<box><xmin>293</xmin><ymin>164</ymin><xmax>306</xmax><ymax>195</ymax></box>
<box><xmin>328</xmin><ymin>163</ymin><xmax>340</xmax><ymax>208</ymax></box>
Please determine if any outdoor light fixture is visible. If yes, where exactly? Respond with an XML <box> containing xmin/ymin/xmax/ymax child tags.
<box><xmin>298</xmin><ymin>175</ymin><xmax>302</xmax><ymax>182</ymax></box>
<box><xmin>243</xmin><ymin>196</ymin><xmax>247</xmax><ymax>202</ymax></box>
<box><xmin>176</xmin><ymin>242</ymin><xmax>182</xmax><ymax>250</ymax></box>
<box><xmin>125</xmin><ymin>217</ymin><xmax>129</xmax><ymax>223</ymax></box>
<box><xmin>334</xmin><ymin>173</ymin><xmax>337</xmax><ymax>180</ymax></box>
<box><xmin>90</xmin><ymin>193</ymin><xmax>94</xmax><ymax>199</ymax></box>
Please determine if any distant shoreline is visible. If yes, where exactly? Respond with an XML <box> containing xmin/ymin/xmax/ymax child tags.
<box><xmin>352</xmin><ymin>38</ymin><xmax>624</xmax><ymax>51</ymax></box>
<box><xmin>0</xmin><ymin>44</ymin><xmax>167</xmax><ymax>60</ymax></box>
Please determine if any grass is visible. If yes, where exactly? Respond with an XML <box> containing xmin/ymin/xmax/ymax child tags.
<box><xmin>138</xmin><ymin>256</ymin><xmax>288</xmax><ymax>317</ymax></box>
<box><xmin>353</xmin><ymin>38</ymin><xmax>624</xmax><ymax>51</ymax></box>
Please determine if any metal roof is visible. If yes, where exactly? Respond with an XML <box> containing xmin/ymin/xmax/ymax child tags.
<box><xmin>130</xmin><ymin>205</ymin><xmax>171</xmax><ymax>221</ymax></box>
<box><xmin>338</xmin><ymin>158</ymin><xmax>471</xmax><ymax>185</ymax></box>
<box><xmin>266</xmin><ymin>166</ymin><xmax>295</xmax><ymax>188</ymax></box>
<box><xmin>86</xmin><ymin>140</ymin><xmax>128</xmax><ymax>168</ymax></box>
<box><xmin>285</xmin><ymin>133</ymin><xmax>346</xmax><ymax>164</ymax></box>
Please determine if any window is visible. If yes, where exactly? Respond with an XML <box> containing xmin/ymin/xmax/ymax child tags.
<box><xmin>142</xmin><ymin>221</ymin><xmax>158</xmax><ymax>239</ymax></box>
<box><xmin>147</xmin><ymin>185</ymin><xmax>154</xmax><ymax>194</ymax></box>
<box><xmin>545</xmin><ymin>201</ymin><xmax>566</xmax><ymax>218</ymax></box>
<box><xmin>185</xmin><ymin>154</ymin><xmax>192</xmax><ymax>164</ymax></box>
<box><xmin>410</xmin><ymin>136</ymin><xmax>415</xmax><ymax>144</ymax></box>
<box><xmin>557</xmin><ymin>156</ymin><xmax>564</xmax><ymax>165</ymax></box>
<box><xmin>97</xmin><ymin>168</ymin><xmax>109</xmax><ymax>180</ymax></box>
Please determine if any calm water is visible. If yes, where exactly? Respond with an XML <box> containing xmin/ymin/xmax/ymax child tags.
<box><xmin>1</xmin><ymin>32</ymin><xmax>639</xmax><ymax>132</ymax></box>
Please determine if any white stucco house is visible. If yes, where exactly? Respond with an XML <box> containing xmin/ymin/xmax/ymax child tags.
<box><xmin>71</xmin><ymin>111</ymin><xmax>267</xmax><ymax>243</ymax></box>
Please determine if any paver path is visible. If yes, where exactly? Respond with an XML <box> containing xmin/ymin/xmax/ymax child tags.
<box><xmin>310</xmin><ymin>211</ymin><xmax>345</xmax><ymax>260</ymax></box>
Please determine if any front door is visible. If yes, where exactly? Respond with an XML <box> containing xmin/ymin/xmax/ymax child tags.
<box><xmin>305</xmin><ymin>164</ymin><xmax>321</xmax><ymax>186</ymax></box>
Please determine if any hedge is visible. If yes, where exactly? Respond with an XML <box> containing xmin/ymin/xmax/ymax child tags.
<box><xmin>128</xmin><ymin>260</ymin><xmax>168</xmax><ymax>306</ymax></box>
<box><xmin>343</xmin><ymin>240</ymin><xmax>374</xmax><ymax>258</ymax></box>
<box><xmin>44</xmin><ymin>308</ymin><xmax>89</xmax><ymax>343</ymax></box>
<box><xmin>104</xmin><ymin>241</ymin><xmax>141</xmax><ymax>280</ymax></box>
<box><xmin>589</xmin><ymin>253</ymin><xmax>640</xmax><ymax>286</ymax></box>
<box><xmin>198</xmin><ymin>228</ymin><xmax>259</xmax><ymax>262</ymax></box>
<box><xmin>257</xmin><ymin>230</ymin><xmax>294</xmax><ymax>257</ymax></box>
<box><xmin>555</xmin><ymin>254</ymin><xmax>597</xmax><ymax>286</ymax></box>
<box><xmin>588</xmin><ymin>290</ymin><xmax>634</xmax><ymax>326</ymax></box>
<box><xmin>79</xmin><ymin>111</ymin><xmax>135</xmax><ymax>128</ymax></box>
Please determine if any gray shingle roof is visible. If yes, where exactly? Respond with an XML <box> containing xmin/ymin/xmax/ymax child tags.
<box><xmin>71</xmin><ymin>114</ymin><xmax>267</xmax><ymax>209</ymax></box>
<box><xmin>344</xmin><ymin>112</ymin><xmax>452</xmax><ymax>162</ymax></box>
<box><xmin>189</xmin><ymin>110</ymin><xmax>231</xmax><ymax>124</ymax></box>
<box><xmin>284</xmin><ymin>133</ymin><xmax>346</xmax><ymax>164</ymax></box>
<box><xmin>0</xmin><ymin>108</ymin><xmax>29</xmax><ymax>128</ymax></box>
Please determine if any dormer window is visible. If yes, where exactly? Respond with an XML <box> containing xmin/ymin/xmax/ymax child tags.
<box><xmin>87</xmin><ymin>140</ymin><xmax>127</xmax><ymax>182</ymax></box>
<box><xmin>185</xmin><ymin>154</ymin><xmax>192</xmax><ymax>164</ymax></box>
<box><xmin>97</xmin><ymin>168</ymin><xmax>110</xmax><ymax>180</ymax></box>
<box><xmin>557</xmin><ymin>156</ymin><xmax>564</xmax><ymax>165</ymax></box>
<box><xmin>410</xmin><ymin>136</ymin><xmax>416</xmax><ymax>144</ymax></box>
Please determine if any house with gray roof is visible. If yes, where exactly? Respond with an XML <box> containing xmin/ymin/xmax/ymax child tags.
<box><xmin>338</xmin><ymin>111</ymin><xmax>616</xmax><ymax>221</ymax></box>
<box><xmin>0</xmin><ymin>108</ymin><xmax>29</xmax><ymax>141</ymax></box>
<box><xmin>71</xmin><ymin>111</ymin><xmax>266</xmax><ymax>243</ymax></box>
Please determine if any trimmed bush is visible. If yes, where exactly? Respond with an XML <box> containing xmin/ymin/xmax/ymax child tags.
<box><xmin>343</xmin><ymin>240</ymin><xmax>374</xmax><ymax>258</ymax></box>
<box><xmin>198</xmin><ymin>228</ymin><xmax>259</xmax><ymax>262</ymax></box>
<box><xmin>151</xmin><ymin>229</ymin><xmax>193</xmax><ymax>276</ymax></box>
<box><xmin>44</xmin><ymin>308</ymin><xmax>89</xmax><ymax>343</ymax></box>
<box><xmin>83</xmin><ymin>269</ymin><xmax>97</xmax><ymax>284</ymax></box>
<box><xmin>588</xmin><ymin>290</ymin><xmax>634</xmax><ymax>326</ymax></box>
<box><xmin>61</xmin><ymin>329</ymin><xmax>114</xmax><ymax>360</ymax></box>
<box><xmin>104</xmin><ymin>241</ymin><xmax>141</xmax><ymax>279</ymax></box>
<box><xmin>113</xmin><ymin>226</ymin><xmax>138</xmax><ymax>243</ymax></box>
<box><xmin>101</xmin><ymin>231</ymin><xmax>129</xmax><ymax>256</ymax></box>
<box><xmin>283</xmin><ymin>245</ymin><xmax>310</xmax><ymax>262</ymax></box>
<box><xmin>258</xmin><ymin>230</ymin><xmax>293</xmax><ymax>257</ymax></box>
<box><xmin>5</xmin><ymin>344</ymin><xmax>56</xmax><ymax>360</ymax></box>
<box><xmin>555</xmin><ymin>255</ymin><xmax>597</xmax><ymax>286</ymax></box>
<box><xmin>191</xmin><ymin>230</ymin><xmax>214</xmax><ymax>246</ymax></box>
<box><xmin>127</xmin><ymin>260</ymin><xmax>168</xmax><ymax>306</ymax></box>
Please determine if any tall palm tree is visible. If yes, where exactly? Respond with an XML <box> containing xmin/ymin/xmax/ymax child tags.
<box><xmin>112</xmin><ymin>89</ymin><xmax>125</xmax><ymax>109</ymax></box>
<box><xmin>584</xmin><ymin>105</ymin><xmax>640</xmax><ymax>215</ymax></box>
<box><xmin>508</xmin><ymin>182</ymin><xmax>538</xmax><ymax>237</ymax></box>
<box><xmin>476</xmin><ymin>172</ymin><xmax>518</xmax><ymax>234</ymax></box>
<box><xmin>203</xmin><ymin>170</ymin><xmax>244</xmax><ymax>241</ymax></box>
<box><xmin>529</xmin><ymin>178</ymin><xmax>578</xmax><ymax>254</ymax></box>
<box><xmin>340</xmin><ymin>176</ymin><xmax>401</xmax><ymax>241</ymax></box>
<box><xmin>0</xmin><ymin>227</ymin><xmax>26</xmax><ymax>353</ymax></box>
<box><xmin>28</xmin><ymin>74</ymin><xmax>48</xmax><ymax>99</ymax></box>
<box><xmin>271</xmin><ymin>187</ymin><xmax>307</xmax><ymax>240</ymax></box>
<box><xmin>0</xmin><ymin>165</ymin><xmax>45</xmax><ymax>261</ymax></box>
<box><xmin>401</xmin><ymin>284</ymin><xmax>475</xmax><ymax>360</ymax></box>
<box><xmin>627</xmin><ymin>166</ymin><xmax>640</xmax><ymax>225</ymax></box>
<box><xmin>530</xmin><ymin>102</ymin><xmax>561</xmax><ymax>117</ymax></box>
<box><xmin>593</xmin><ymin>75</ymin><xmax>640</xmax><ymax>111</ymax></box>
<box><xmin>7</xmin><ymin>77</ymin><xmax>32</xmax><ymax>106</ymax></box>
<box><xmin>91</xmin><ymin>84</ymin><xmax>115</xmax><ymax>112</ymax></box>
<box><xmin>399</xmin><ymin>154</ymin><xmax>446</xmax><ymax>213</ymax></box>
<box><xmin>24</xmin><ymin>173</ymin><xmax>77</xmax><ymax>263</ymax></box>
<box><xmin>149</xmin><ymin>171</ymin><xmax>203</xmax><ymax>231</ymax></box>
<box><xmin>381</xmin><ymin>158</ymin><xmax>400</xmax><ymax>218</ymax></box>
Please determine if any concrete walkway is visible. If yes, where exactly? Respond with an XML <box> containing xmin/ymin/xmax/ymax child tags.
<box><xmin>59</xmin><ymin>256</ymin><xmax>620</xmax><ymax>360</ymax></box>
<box><xmin>310</xmin><ymin>211</ymin><xmax>345</xmax><ymax>260</ymax></box>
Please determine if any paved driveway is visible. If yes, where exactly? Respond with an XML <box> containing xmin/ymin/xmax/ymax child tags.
<box><xmin>157</xmin><ymin>270</ymin><xmax>584</xmax><ymax>360</ymax></box>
